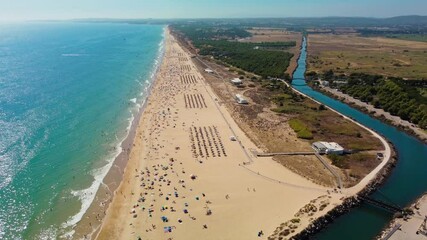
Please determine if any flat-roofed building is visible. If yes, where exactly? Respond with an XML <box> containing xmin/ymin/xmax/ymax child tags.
<box><xmin>231</xmin><ymin>78</ymin><xmax>243</xmax><ymax>85</ymax></box>
<box><xmin>312</xmin><ymin>141</ymin><xmax>344</xmax><ymax>155</ymax></box>
<box><xmin>235</xmin><ymin>94</ymin><xmax>248</xmax><ymax>104</ymax></box>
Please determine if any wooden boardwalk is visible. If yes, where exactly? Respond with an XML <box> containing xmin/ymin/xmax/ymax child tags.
<box><xmin>315</xmin><ymin>152</ymin><xmax>343</xmax><ymax>189</ymax></box>
<box><xmin>254</xmin><ymin>151</ymin><xmax>343</xmax><ymax>189</ymax></box>
<box><xmin>255</xmin><ymin>151</ymin><xmax>315</xmax><ymax>157</ymax></box>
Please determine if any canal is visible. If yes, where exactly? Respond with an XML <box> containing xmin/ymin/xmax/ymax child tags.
<box><xmin>292</xmin><ymin>37</ymin><xmax>427</xmax><ymax>239</ymax></box>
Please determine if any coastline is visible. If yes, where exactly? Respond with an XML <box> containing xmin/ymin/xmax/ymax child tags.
<box><xmin>69</xmin><ymin>26</ymin><xmax>167</xmax><ymax>239</ymax></box>
<box><xmin>87</xmin><ymin>29</ymin><xmax>396</xmax><ymax>240</ymax></box>
<box><xmin>92</xmin><ymin>28</ymin><xmax>346</xmax><ymax>240</ymax></box>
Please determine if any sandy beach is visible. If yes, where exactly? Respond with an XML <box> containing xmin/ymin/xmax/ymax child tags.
<box><xmin>88</xmin><ymin>29</ymin><xmax>352</xmax><ymax>240</ymax></box>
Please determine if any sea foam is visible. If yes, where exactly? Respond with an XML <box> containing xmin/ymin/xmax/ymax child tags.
<box><xmin>61</xmin><ymin>26</ymin><xmax>167</xmax><ymax>238</ymax></box>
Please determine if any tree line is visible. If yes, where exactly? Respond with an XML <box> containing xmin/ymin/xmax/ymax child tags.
<box><xmin>172</xmin><ymin>25</ymin><xmax>294</xmax><ymax>79</ymax></box>
<box><xmin>309</xmin><ymin>71</ymin><xmax>427</xmax><ymax>129</ymax></box>
<box><xmin>195</xmin><ymin>40</ymin><xmax>293</xmax><ymax>78</ymax></box>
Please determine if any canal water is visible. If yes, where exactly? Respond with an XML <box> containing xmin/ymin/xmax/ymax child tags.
<box><xmin>292</xmin><ymin>38</ymin><xmax>427</xmax><ymax>239</ymax></box>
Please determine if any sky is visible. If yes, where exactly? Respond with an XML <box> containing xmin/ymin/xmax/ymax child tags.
<box><xmin>0</xmin><ymin>0</ymin><xmax>426</xmax><ymax>21</ymax></box>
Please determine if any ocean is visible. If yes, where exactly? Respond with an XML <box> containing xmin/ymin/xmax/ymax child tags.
<box><xmin>0</xmin><ymin>22</ymin><xmax>164</xmax><ymax>239</ymax></box>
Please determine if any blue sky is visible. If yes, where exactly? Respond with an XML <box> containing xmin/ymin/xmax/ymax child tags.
<box><xmin>0</xmin><ymin>0</ymin><xmax>426</xmax><ymax>21</ymax></box>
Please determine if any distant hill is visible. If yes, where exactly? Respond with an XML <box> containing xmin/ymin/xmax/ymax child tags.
<box><xmin>71</xmin><ymin>15</ymin><xmax>427</xmax><ymax>29</ymax></box>
<box><xmin>383</xmin><ymin>15</ymin><xmax>427</xmax><ymax>25</ymax></box>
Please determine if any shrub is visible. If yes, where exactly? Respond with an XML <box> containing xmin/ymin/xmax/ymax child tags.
<box><xmin>297</xmin><ymin>129</ymin><xmax>313</xmax><ymax>139</ymax></box>
<box><xmin>329</xmin><ymin>154</ymin><xmax>349</xmax><ymax>169</ymax></box>
<box><xmin>289</xmin><ymin>119</ymin><xmax>313</xmax><ymax>139</ymax></box>
<box><xmin>290</xmin><ymin>218</ymin><xmax>300</xmax><ymax>223</ymax></box>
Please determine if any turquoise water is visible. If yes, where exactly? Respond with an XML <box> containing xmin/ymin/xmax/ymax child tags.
<box><xmin>0</xmin><ymin>22</ymin><xmax>164</xmax><ymax>239</ymax></box>
<box><xmin>293</xmin><ymin>38</ymin><xmax>427</xmax><ymax>239</ymax></box>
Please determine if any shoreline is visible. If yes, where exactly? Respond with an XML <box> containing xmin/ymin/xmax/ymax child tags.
<box><xmin>89</xmin><ymin>29</ymin><xmax>396</xmax><ymax>240</ymax></box>
<box><xmin>69</xmin><ymin>26</ymin><xmax>167</xmax><ymax>239</ymax></box>
<box><xmin>94</xmin><ymin>28</ymin><xmax>342</xmax><ymax>240</ymax></box>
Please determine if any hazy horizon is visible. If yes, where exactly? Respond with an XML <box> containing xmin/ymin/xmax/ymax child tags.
<box><xmin>0</xmin><ymin>0</ymin><xmax>426</xmax><ymax>22</ymax></box>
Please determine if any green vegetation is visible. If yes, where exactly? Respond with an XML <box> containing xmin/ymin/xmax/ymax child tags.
<box><xmin>289</xmin><ymin>119</ymin><xmax>313</xmax><ymax>139</ymax></box>
<box><xmin>329</xmin><ymin>153</ymin><xmax>375</xmax><ymax>171</ymax></box>
<box><xmin>385</xmin><ymin>34</ymin><xmax>427</xmax><ymax>43</ymax></box>
<box><xmin>195</xmin><ymin>40</ymin><xmax>293</xmax><ymax>79</ymax></box>
<box><xmin>327</xmin><ymin>73</ymin><xmax>427</xmax><ymax>129</ymax></box>
<box><xmin>255</xmin><ymin>78</ymin><xmax>380</xmax><ymax>149</ymax></box>
<box><xmin>329</xmin><ymin>154</ymin><xmax>349</xmax><ymax>169</ymax></box>
<box><xmin>290</xmin><ymin>218</ymin><xmax>301</xmax><ymax>224</ymax></box>
<box><xmin>250</xmin><ymin>41</ymin><xmax>297</xmax><ymax>50</ymax></box>
<box><xmin>172</xmin><ymin>24</ymin><xmax>294</xmax><ymax>79</ymax></box>
<box><xmin>172</xmin><ymin>24</ymin><xmax>251</xmax><ymax>40</ymax></box>
<box><xmin>309</xmin><ymin>71</ymin><xmax>427</xmax><ymax>129</ymax></box>
<box><xmin>308</xmin><ymin>50</ymin><xmax>427</xmax><ymax>80</ymax></box>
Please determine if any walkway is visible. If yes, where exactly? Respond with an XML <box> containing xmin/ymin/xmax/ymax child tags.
<box><xmin>280</xmin><ymin>78</ymin><xmax>392</xmax><ymax>194</ymax></box>
<box><xmin>381</xmin><ymin>224</ymin><xmax>401</xmax><ymax>240</ymax></box>
<box><xmin>314</xmin><ymin>153</ymin><xmax>343</xmax><ymax>189</ymax></box>
<box><xmin>255</xmin><ymin>151</ymin><xmax>315</xmax><ymax>157</ymax></box>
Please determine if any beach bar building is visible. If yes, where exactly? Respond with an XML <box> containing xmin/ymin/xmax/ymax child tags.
<box><xmin>312</xmin><ymin>141</ymin><xmax>344</xmax><ymax>155</ymax></box>
<box><xmin>235</xmin><ymin>94</ymin><xmax>248</xmax><ymax>104</ymax></box>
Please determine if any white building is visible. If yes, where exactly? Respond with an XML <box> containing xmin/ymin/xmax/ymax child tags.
<box><xmin>235</xmin><ymin>94</ymin><xmax>248</xmax><ymax>104</ymax></box>
<box><xmin>312</xmin><ymin>141</ymin><xmax>344</xmax><ymax>155</ymax></box>
<box><xmin>231</xmin><ymin>78</ymin><xmax>243</xmax><ymax>85</ymax></box>
<box><xmin>205</xmin><ymin>68</ymin><xmax>214</xmax><ymax>74</ymax></box>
